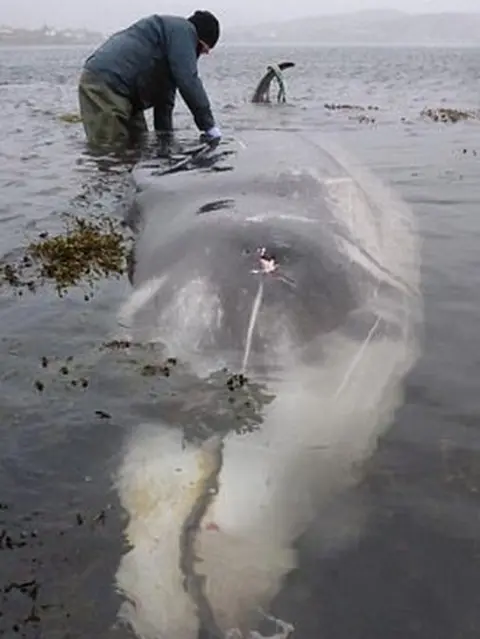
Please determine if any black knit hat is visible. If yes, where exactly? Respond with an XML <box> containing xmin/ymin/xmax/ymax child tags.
<box><xmin>188</xmin><ymin>10</ymin><xmax>220</xmax><ymax>49</ymax></box>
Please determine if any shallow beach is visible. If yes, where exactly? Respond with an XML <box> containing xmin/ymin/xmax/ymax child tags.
<box><xmin>1</xmin><ymin>43</ymin><xmax>480</xmax><ymax>638</ymax></box>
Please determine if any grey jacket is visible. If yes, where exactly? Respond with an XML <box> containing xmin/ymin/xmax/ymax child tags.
<box><xmin>83</xmin><ymin>14</ymin><xmax>216</xmax><ymax>132</ymax></box>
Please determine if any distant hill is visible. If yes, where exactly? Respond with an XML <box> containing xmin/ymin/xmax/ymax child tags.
<box><xmin>2</xmin><ymin>11</ymin><xmax>479</xmax><ymax>47</ymax></box>
<box><xmin>224</xmin><ymin>10</ymin><xmax>480</xmax><ymax>46</ymax></box>
<box><xmin>0</xmin><ymin>25</ymin><xmax>104</xmax><ymax>46</ymax></box>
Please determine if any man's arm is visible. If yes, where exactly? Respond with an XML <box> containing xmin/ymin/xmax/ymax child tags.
<box><xmin>153</xmin><ymin>86</ymin><xmax>176</xmax><ymax>132</ymax></box>
<box><xmin>164</xmin><ymin>23</ymin><xmax>216</xmax><ymax>133</ymax></box>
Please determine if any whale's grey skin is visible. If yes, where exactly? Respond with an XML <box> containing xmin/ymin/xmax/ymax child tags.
<box><xmin>121</xmin><ymin>129</ymin><xmax>416</xmax><ymax>376</ymax></box>
<box><xmin>114</xmin><ymin>129</ymin><xmax>422</xmax><ymax>639</ymax></box>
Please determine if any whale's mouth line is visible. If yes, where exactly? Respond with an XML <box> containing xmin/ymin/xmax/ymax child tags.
<box><xmin>179</xmin><ymin>437</ymin><xmax>225</xmax><ymax>639</ymax></box>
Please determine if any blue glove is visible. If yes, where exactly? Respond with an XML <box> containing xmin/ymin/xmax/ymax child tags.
<box><xmin>201</xmin><ymin>126</ymin><xmax>222</xmax><ymax>147</ymax></box>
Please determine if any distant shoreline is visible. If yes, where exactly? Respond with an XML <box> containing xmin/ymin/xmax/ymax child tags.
<box><xmin>220</xmin><ymin>41</ymin><xmax>480</xmax><ymax>48</ymax></box>
<box><xmin>1</xmin><ymin>41</ymin><xmax>479</xmax><ymax>50</ymax></box>
<box><xmin>0</xmin><ymin>26</ymin><xmax>103</xmax><ymax>47</ymax></box>
<box><xmin>2</xmin><ymin>40</ymin><xmax>477</xmax><ymax>49</ymax></box>
<box><xmin>2</xmin><ymin>9</ymin><xmax>480</xmax><ymax>49</ymax></box>
<box><xmin>224</xmin><ymin>9</ymin><xmax>480</xmax><ymax>48</ymax></box>
<box><xmin>0</xmin><ymin>41</ymin><xmax>101</xmax><ymax>47</ymax></box>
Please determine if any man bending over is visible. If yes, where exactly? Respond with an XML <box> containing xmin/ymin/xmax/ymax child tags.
<box><xmin>78</xmin><ymin>10</ymin><xmax>222</xmax><ymax>148</ymax></box>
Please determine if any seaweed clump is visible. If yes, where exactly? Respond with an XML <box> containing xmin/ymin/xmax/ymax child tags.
<box><xmin>1</xmin><ymin>214</ymin><xmax>131</xmax><ymax>297</ymax></box>
<box><xmin>421</xmin><ymin>107</ymin><xmax>478</xmax><ymax>123</ymax></box>
<box><xmin>324</xmin><ymin>103</ymin><xmax>378</xmax><ymax>124</ymax></box>
<box><xmin>141</xmin><ymin>357</ymin><xmax>178</xmax><ymax>378</ymax></box>
<box><xmin>324</xmin><ymin>103</ymin><xmax>379</xmax><ymax>112</ymax></box>
<box><xmin>58</xmin><ymin>112</ymin><xmax>82</xmax><ymax>124</ymax></box>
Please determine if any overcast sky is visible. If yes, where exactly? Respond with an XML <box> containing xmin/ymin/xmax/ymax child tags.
<box><xmin>2</xmin><ymin>0</ymin><xmax>480</xmax><ymax>32</ymax></box>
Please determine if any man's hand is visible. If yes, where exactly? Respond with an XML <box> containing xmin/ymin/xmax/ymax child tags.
<box><xmin>200</xmin><ymin>125</ymin><xmax>221</xmax><ymax>147</ymax></box>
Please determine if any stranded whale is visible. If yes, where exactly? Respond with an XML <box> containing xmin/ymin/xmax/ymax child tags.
<box><xmin>113</xmin><ymin>128</ymin><xmax>422</xmax><ymax>639</ymax></box>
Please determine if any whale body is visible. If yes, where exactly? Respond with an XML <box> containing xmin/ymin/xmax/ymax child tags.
<box><xmin>114</xmin><ymin>130</ymin><xmax>422</xmax><ymax>639</ymax></box>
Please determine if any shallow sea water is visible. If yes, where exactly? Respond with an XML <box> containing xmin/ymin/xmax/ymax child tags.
<box><xmin>0</xmin><ymin>43</ymin><xmax>480</xmax><ymax>638</ymax></box>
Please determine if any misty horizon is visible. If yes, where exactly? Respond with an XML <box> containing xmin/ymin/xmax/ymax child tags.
<box><xmin>2</xmin><ymin>2</ymin><xmax>480</xmax><ymax>33</ymax></box>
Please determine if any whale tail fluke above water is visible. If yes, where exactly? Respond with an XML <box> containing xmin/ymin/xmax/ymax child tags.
<box><xmin>251</xmin><ymin>62</ymin><xmax>296</xmax><ymax>104</ymax></box>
